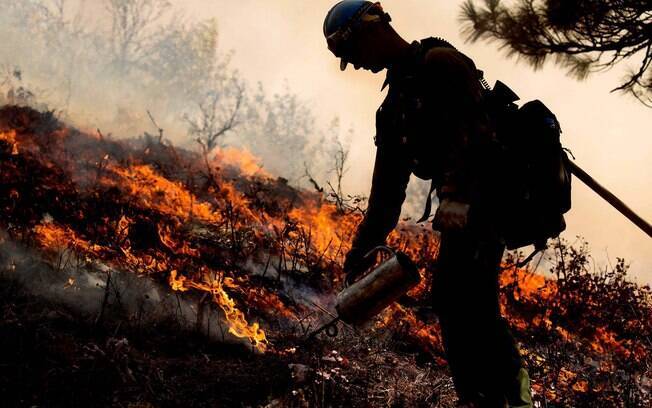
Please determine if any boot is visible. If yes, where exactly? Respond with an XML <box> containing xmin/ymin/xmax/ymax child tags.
<box><xmin>505</xmin><ymin>368</ymin><xmax>533</xmax><ymax>408</ymax></box>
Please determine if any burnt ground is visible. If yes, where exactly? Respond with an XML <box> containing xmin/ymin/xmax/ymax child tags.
<box><xmin>0</xmin><ymin>275</ymin><xmax>458</xmax><ymax>408</ymax></box>
<box><xmin>0</xmin><ymin>104</ymin><xmax>458</xmax><ymax>407</ymax></box>
<box><xmin>0</xmin><ymin>277</ymin><xmax>292</xmax><ymax>408</ymax></box>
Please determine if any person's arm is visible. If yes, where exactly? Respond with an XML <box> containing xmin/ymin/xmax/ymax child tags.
<box><xmin>344</xmin><ymin>141</ymin><xmax>412</xmax><ymax>279</ymax></box>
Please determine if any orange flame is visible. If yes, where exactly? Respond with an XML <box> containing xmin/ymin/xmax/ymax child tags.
<box><xmin>34</xmin><ymin>222</ymin><xmax>102</xmax><ymax>253</ymax></box>
<box><xmin>214</xmin><ymin>146</ymin><xmax>271</xmax><ymax>178</ymax></box>
<box><xmin>169</xmin><ymin>270</ymin><xmax>268</xmax><ymax>352</ymax></box>
<box><xmin>107</xmin><ymin>164</ymin><xmax>223</xmax><ymax>223</ymax></box>
<box><xmin>0</xmin><ymin>130</ymin><xmax>19</xmax><ymax>155</ymax></box>
<box><xmin>158</xmin><ymin>223</ymin><xmax>200</xmax><ymax>257</ymax></box>
<box><xmin>287</xmin><ymin>201</ymin><xmax>359</xmax><ymax>260</ymax></box>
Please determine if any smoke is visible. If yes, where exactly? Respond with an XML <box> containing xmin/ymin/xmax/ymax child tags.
<box><xmin>0</xmin><ymin>0</ymin><xmax>349</xmax><ymax>190</ymax></box>
<box><xmin>241</xmin><ymin>253</ymin><xmax>337</xmax><ymax>312</ymax></box>
<box><xmin>0</xmin><ymin>228</ymin><xmax>257</xmax><ymax>349</ymax></box>
<box><xmin>0</xmin><ymin>1</ymin><xmax>182</xmax><ymax>135</ymax></box>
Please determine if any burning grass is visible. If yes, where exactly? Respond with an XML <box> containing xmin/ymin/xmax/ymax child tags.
<box><xmin>0</xmin><ymin>105</ymin><xmax>650</xmax><ymax>406</ymax></box>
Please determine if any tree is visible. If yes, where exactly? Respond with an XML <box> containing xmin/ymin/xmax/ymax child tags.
<box><xmin>184</xmin><ymin>78</ymin><xmax>245</xmax><ymax>152</ymax></box>
<box><xmin>233</xmin><ymin>83</ymin><xmax>316</xmax><ymax>182</ymax></box>
<box><xmin>105</xmin><ymin>0</ymin><xmax>171</xmax><ymax>74</ymax></box>
<box><xmin>460</xmin><ymin>0</ymin><xmax>652</xmax><ymax>106</ymax></box>
<box><xmin>321</xmin><ymin>119</ymin><xmax>353</xmax><ymax>212</ymax></box>
<box><xmin>143</xmin><ymin>18</ymin><xmax>225</xmax><ymax>99</ymax></box>
<box><xmin>0</xmin><ymin>0</ymin><xmax>88</xmax><ymax>114</ymax></box>
<box><xmin>0</xmin><ymin>67</ymin><xmax>36</xmax><ymax>107</ymax></box>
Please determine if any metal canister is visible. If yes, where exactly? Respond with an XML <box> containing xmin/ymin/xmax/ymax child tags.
<box><xmin>335</xmin><ymin>246</ymin><xmax>420</xmax><ymax>326</ymax></box>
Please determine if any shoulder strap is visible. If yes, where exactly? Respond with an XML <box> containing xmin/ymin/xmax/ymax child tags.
<box><xmin>416</xmin><ymin>180</ymin><xmax>437</xmax><ymax>223</ymax></box>
<box><xmin>413</xmin><ymin>37</ymin><xmax>465</xmax><ymax>224</ymax></box>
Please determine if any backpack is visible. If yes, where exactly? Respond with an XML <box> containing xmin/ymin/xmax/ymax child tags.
<box><xmin>482</xmin><ymin>79</ymin><xmax>572</xmax><ymax>252</ymax></box>
<box><xmin>396</xmin><ymin>37</ymin><xmax>572</xmax><ymax>254</ymax></box>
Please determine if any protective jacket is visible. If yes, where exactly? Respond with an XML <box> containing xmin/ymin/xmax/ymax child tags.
<box><xmin>348</xmin><ymin>38</ymin><xmax>494</xmax><ymax>262</ymax></box>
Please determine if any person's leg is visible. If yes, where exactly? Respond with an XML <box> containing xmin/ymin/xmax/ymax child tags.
<box><xmin>432</xmin><ymin>230</ymin><xmax>529</xmax><ymax>407</ymax></box>
<box><xmin>471</xmin><ymin>238</ymin><xmax>525</xmax><ymax>406</ymax></box>
<box><xmin>432</xmin><ymin>230</ymin><xmax>486</xmax><ymax>402</ymax></box>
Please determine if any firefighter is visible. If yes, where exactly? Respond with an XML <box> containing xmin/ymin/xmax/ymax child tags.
<box><xmin>323</xmin><ymin>2</ymin><xmax>534</xmax><ymax>407</ymax></box>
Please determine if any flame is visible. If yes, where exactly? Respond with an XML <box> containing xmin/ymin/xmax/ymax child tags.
<box><xmin>169</xmin><ymin>270</ymin><xmax>268</xmax><ymax>352</ymax></box>
<box><xmin>64</xmin><ymin>277</ymin><xmax>76</xmax><ymax>289</ymax></box>
<box><xmin>214</xmin><ymin>146</ymin><xmax>271</xmax><ymax>178</ymax></box>
<box><xmin>377</xmin><ymin>304</ymin><xmax>444</xmax><ymax>355</ymax></box>
<box><xmin>116</xmin><ymin>215</ymin><xmax>131</xmax><ymax>243</ymax></box>
<box><xmin>107</xmin><ymin>164</ymin><xmax>223</xmax><ymax>223</ymax></box>
<box><xmin>590</xmin><ymin>326</ymin><xmax>640</xmax><ymax>359</ymax></box>
<box><xmin>0</xmin><ymin>130</ymin><xmax>19</xmax><ymax>155</ymax></box>
<box><xmin>33</xmin><ymin>217</ymin><xmax>270</xmax><ymax>350</ymax></box>
<box><xmin>288</xmin><ymin>201</ymin><xmax>360</xmax><ymax>259</ymax></box>
<box><xmin>158</xmin><ymin>223</ymin><xmax>200</xmax><ymax>257</ymax></box>
<box><xmin>34</xmin><ymin>222</ymin><xmax>98</xmax><ymax>253</ymax></box>
<box><xmin>28</xmin><ymin>157</ymin><xmax>277</xmax><ymax>350</ymax></box>
<box><xmin>500</xmin><ymin>267</ymin><xmax>555</xmax><ymax>301</ymax></box>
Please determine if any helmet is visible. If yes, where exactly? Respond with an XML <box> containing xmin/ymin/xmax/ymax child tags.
<box><xmin>323</xmin><ymin>1</ymin><xmax>389</xmax><ymax>70</ymax></box>
<box><xmin>323</xmin><ymin>1</ymin><xmax>372</xmax><ymax>38</ymax></box>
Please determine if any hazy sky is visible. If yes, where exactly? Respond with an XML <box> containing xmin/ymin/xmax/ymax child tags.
<box><xmin>175</xmin><ymin>0</ymin><xmax>651</xmax><ymax>281</ymax></box>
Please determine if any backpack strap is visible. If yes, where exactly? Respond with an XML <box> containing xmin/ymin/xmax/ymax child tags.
<box><xmin>416</xmin><ymin>180</ymin><xmax>437</xmax><ymax>223</ymax></box>
<box><xmin>411</xmin><ymin>37</ymin><xmax>453</xmax><ymax>224</ymax></box>
<box><xmin>500</xmin><ymin>241</ymin><xmax>548</xmax><ymax>271</ymax></box>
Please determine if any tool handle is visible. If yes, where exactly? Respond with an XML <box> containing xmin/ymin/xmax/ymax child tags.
<box><xmin>345</xmin><ymin>246</ymin><xmax>396</xmax><ymax>288</ymax></box>
<box><xmin>358</xmin><ymin>246</ymin><xmax>396</xmax><ymax>276</ymax></box>
<box><xmin>568</xmin><ymin>160</ymin><xmax>652</xmax><ymax>238</ymax></box>
<box><xmin>362</xmin><ymin>245</ymin><xmax>395</xmax><ymax>260</ymax></box>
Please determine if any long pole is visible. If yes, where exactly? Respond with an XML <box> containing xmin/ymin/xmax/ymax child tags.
<box><xmin>567</xmin><ymin>160</ymin><xmax>652</xmax><ymax>238</ymax></box>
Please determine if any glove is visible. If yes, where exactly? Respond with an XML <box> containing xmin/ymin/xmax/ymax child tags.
<box><xmin>343</xmin><ymin>247</ymin><xmax>375</xmax><ymax>286</ymax></box>
<box><xmin>432</xmin><ymin>198</ymin><xmax>470</xmax><ymax>232</ymax></box>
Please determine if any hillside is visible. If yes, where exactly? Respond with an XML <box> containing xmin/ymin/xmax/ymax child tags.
<box><xmin>0</xmin><ymin>106</ymin><xmax>650</xmax><ymax>407</ymax></box>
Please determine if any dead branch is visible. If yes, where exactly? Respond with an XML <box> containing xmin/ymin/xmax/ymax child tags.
<box><xmin>146</xmin><ymin>109</ymin><xmax>164</xmax><ymax>144</ymax></box>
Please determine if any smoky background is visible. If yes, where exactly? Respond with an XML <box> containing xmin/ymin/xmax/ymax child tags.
<box><xmin>0</xmin><ymin>0</ymin><xmax>408</xmax><ymax>207</ymax></box>
<box><xmin>0</xmin><ymin>0</ymin><xmax>650</xmax><ymax>282</ymax></box>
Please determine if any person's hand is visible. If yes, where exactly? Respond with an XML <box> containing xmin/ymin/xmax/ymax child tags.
<box><xmin>432</xmin><ymin>198</ymin><xmax>470</xmax><ymax>231</ymax></box>
<box><xmin>343</xmin><ymin>248</ymin><xmax>375</xmax><ymax>286</ymax></box>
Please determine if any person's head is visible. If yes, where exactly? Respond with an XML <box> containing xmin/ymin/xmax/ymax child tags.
<box><xmin>323</xmin><ymin>1</ymin><xmax>408</xmax><ymax>73</ymax></box>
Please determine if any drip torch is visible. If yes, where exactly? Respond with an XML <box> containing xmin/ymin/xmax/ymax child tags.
<box><xmin>307</xmin><ymin>160</ymin><xmax>651</xmax><ymax>339</ymax></box>
<box><xmin>308</xmin><ymin>246</ymin><xmax>420</xmax><ymax>338</ymax></box>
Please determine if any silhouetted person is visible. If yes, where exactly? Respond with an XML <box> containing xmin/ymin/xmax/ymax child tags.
<box><xmin>323</xmin><ymin>2</ymin><xmax>533</xmax><ymax>407</ymax></box>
